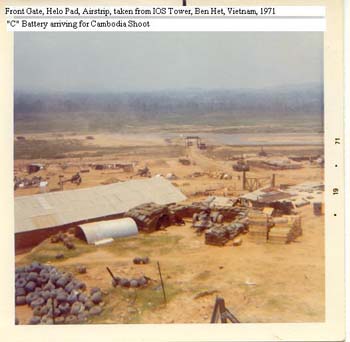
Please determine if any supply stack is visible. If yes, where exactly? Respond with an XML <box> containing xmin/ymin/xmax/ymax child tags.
<box><xmin>247</xmin><ymin>210</ymin><xmax>273</xmax><ymax>243</ymax></box>
<box><xmin>268</xmin><ymin>215</ymin><xmax>302</xmax><ymax>244</ymax></box>
<box><xmin>205</xmin><ymin>226</ymin><xmax>229</xmax><ymax>246</ymax></box>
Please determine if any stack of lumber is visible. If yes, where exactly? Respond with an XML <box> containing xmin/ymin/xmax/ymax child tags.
<box><xmin>247</xmin><ymin>210</ymin><xmax>272</xmax><ymax>243</ymax></box>
<box><xmin>268</xmin><ymin>215</ymin><xmax>302</xmax><ymax>244</ymax></box>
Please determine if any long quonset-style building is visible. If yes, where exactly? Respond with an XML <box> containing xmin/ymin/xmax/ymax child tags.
<box><xmin>15</xmin><ymin>177</ymin><xmax>186</xmax><ymax>251</ymax></box>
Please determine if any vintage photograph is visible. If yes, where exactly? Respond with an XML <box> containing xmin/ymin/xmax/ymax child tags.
<box><xmin>14</xmin><ymin>32</ymin><xmax>324</xmax><ymax>324</ymax></box>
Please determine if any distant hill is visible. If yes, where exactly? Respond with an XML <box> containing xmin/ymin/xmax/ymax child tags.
<box><xmin>14</xmin><ymin>85</ymin><xmax>323</xmax><ymax>133</ymax></box>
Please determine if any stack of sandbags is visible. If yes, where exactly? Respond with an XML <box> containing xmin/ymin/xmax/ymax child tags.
<box><xmin>247</xmin><ymin>210</ymin><xmax>272</xmax><ymax>243</ymax></box>
<box><xmin>205</xmin><ymin>226</ymin><xmax>229</xmax><ymax>246</ymax></box>
<box><xmin>125</xmin><ymin>202</ymin><xmax>170</xmax><ymax>232</ymax></box>
<box><xmin>268</xmin><ymin>215</ymin><xmax>302</xmax><ymax>244</ymax></box>
<box><xmin>226</xmin><ymin>222</ymin><xmax>247</xmax><ymax>240</ymax></box>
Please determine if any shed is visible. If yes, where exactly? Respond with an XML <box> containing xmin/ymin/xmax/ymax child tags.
<box><xmin>76</xmin><ymin>218</ymin><xmax>138</xmax><ymax>244</ymax></box>
<box><xmin>94</xmin><ymin>164</ymin><xmax>105</xmax><ymax>170</ymax></box>
<box><xmin>15</xmin><ymin>177</ymin><xmax>186</xmax><ymax>251</ymax></box>
<box><xmin>27</xmin><ymin>163</ymin><xmax>44</xmax><ymax>174</ymax></box>
<box><xmin>240</xmin><ymin>187</ymin><xmax>294</xmax><ymax>215</ymax></box>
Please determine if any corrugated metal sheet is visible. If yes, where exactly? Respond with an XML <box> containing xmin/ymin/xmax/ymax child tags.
<box><xmin>257</xmin><ymin>192</ymin><xmax>292</xmax><ymax>203</ymax></box>
<box><xmin>77</xmin><ymin>218</ymin><xmax>138</xmax><ymax>244</ymax></box>
<box><xmin>204</xmin><ymin>196</ymin><xmax>238</xmax><ymax>207</ymax></box>
<box><xmin>240</xmin><ymin>188</ymin><xmax>292</xmax><ymax>203</ymax></box>
<box><xmin>15</xmin><ymin>177</ymin><xmax>186</xmax><ymax>233</ymax></box>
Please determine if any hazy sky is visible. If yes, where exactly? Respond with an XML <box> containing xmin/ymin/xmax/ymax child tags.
<box><xmin>15</xmin><ymin>32</ymin><xmax>323</xmax><ymax>93</ymax></box>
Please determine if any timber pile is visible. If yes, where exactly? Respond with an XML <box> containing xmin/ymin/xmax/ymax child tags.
<box><xmin>247</xmin><ymin>210</ymin><xmax>273</xmax><ymax>243</ymax></box>
<box><xmin>268</xmin><ymin>215</ymin><xmax>302</xmax><ymax>244</ymax></box>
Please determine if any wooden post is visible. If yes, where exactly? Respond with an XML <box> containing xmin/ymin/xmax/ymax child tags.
<box><xmin>210</xmin><ymin>296</ymin><xmax>220</xmax><ymax>323</ymax></box>
<box><xmin>106</xmin><ymin>266</ymin><xmax>117</xmax><ymax>282</ymax></box>
<box><xmin>225</xmin><ymin>309</ymin><xmax>240</xmax><ymax>323</ymax></box>
<box><xmin>210</xmin><ymin>296</ymin><xmax>240</xmax><ymax>323</ymax></box>
<box><xmin>51</xmin><ymin>298</ymin><xmax>55</xmax><ymax>324</ymax></box>
<box><xmin>218</xmin><ymin>297</ymin><xmax>227</xmax><ymax>323</ymax></box>
<box><xmin>59</xmin><ymin>175</ymin><xmax>64</xmax><ymax>191</ymax></box>
<box><xmin>157</xmin><ymin>261</ymin><xmax>167</xmax><ymax>304</ymax></box>
<box><xmin>242</xmin><ymin>171</ymin><xmax>246</xmax><ymax>190</ymax></box>
<box><xmin>271</xmin><ymin>173</ymin><xmax>276</xmax><ymax>187</ymax></box>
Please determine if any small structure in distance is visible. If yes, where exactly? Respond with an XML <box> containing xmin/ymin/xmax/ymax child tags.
<box><xmin>185</xmin><ymin>136</ymin><xmax>207</xmax><ymax>149</ymax></box>
<box><xmin>27</xmin><ymin>163</ymin><xmax>44</xmax><ymax>174</ymax></box>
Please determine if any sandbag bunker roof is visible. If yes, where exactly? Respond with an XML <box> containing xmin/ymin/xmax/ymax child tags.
<box><xmin>15</xmin><ymin>177</ymin><xmax>186</xmax><ymax>233</ymax></box>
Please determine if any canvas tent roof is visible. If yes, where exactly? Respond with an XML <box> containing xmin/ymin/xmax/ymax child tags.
<box><xmin>15</xmin><ymin>177</ymin><xmax>186</xmax><ymax>233</ymax></box>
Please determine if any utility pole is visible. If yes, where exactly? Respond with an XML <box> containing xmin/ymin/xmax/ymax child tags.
<box><xmin>59</xmin><ymin>175</ymin><xmax>64</xmax><ymax>191</ymax></box>
<box><xmin>271</xmin><ymin>173</ymin><xmax>276</xmax><ymax>187</ymax></box>
<box><xmin>242</xmin><ymin>171</ymin><xmax>246</xmax><ymax>190</ymax></box>
<box><xmin>157</xmin><ymin>261</ymin><xmax>167</xmax><ymax>304</ymax></box>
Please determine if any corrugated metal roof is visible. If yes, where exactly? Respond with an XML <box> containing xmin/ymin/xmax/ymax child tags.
<box><xmin>77</xmin><ymin>218</ymin><xmax>138</xmax><ymax>244</ymax></box>
<box><xmin>15</xmin><ymin>177</ymin><xmax>186</xmax><ymax>233</ymax></box>
<box><xmin>287</xmin><ymin>182</ymin><xmax>324</xmax><ymax>192</ymax></box>
<box><xmin>204</xmin><ymin>196</ymin><xmax>238</xmax><ymax>207</ymax></box>
<box><xmin>240</xmin><ymin>187</ymin><xmax>292</xmax><ymax>203</ymax></box>
<box><xmin>257</xmin><ymin>192</ymin><xmax>292</xmax><ymax>203</ymax></box>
